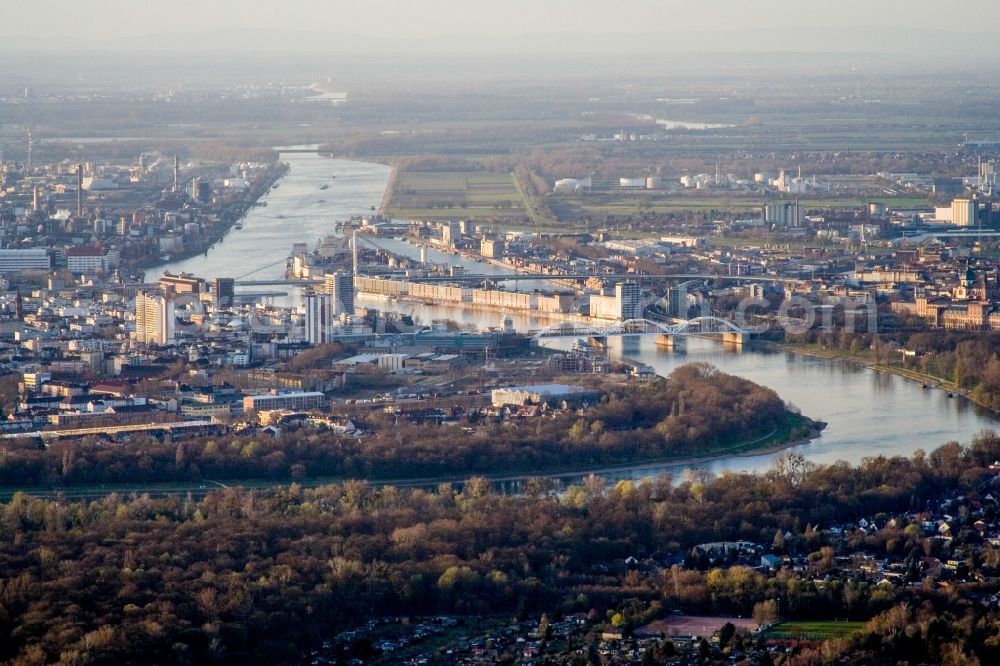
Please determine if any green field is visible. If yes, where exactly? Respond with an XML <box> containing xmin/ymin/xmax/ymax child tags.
<box><xmin>387</xmin><ymin>170</ymin><xmax>531</xmax><ymax>222</ymax></box>
<box><xmin>762</xmin><ymin>621</ymin><xmax>866</xmax><ymax>641</ymax></box>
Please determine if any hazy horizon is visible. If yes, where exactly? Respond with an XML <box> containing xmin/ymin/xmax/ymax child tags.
<box><xmin>3</xmin><ymin>0</ymin><xmax>1000</xmax><ymax>57</ymax></box>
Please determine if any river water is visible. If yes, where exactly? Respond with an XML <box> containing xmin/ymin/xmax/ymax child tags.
<box><xmin>155</xmin><ymin>150</ymin><xmax>392</xmax><ymax>282</ymax></box>
<box><xmin>160</xmin><ymin>151</ymin><xmax>1000</xmax><ymax>482</ymax></box>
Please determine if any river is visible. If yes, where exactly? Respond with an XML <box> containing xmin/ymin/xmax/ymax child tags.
<box><xmin>159</xmin><ymin>150</ymin><xmax>1000</xmax><ymax>484</ymax></box>
<box><xmin>155</xmin><ymin>149</ymin><xmax>392</xmax><ymax>282</ymax></box>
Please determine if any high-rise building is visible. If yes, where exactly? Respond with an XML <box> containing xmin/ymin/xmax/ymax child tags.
<box><xmin>76</xmin><ymin>164</ymin><xmax>83</xmax><ymax>216</ymax></box>
<box><xmin>212</xmin><ymin>277</ymin><xmax>235</xmax><ymax>308</ymax></box>
<box><xmin>616</xmin><ymin>281</ymin><xmax>642</xmax><ymax>319</ymax></box>
<box><xmin>589</xmin><ymin>281</ymin><xmax>643</xmax><ymax>321</ymax></box>
<box><xmin>352</xmin><ymin>230</ymin><xmax>359</xmax><ymax>275</ymax></box>
<box><xmin>134</xmin><ymin>292</ymin><xmax>175</xmax><ymax>345</ymax></box>
<box><xmin>304</xmin><ymin>292</ymin><xmax>334</xmax><ymax>344</ymax></box>
<box><xmin>667</xmin><ymin>284</ymin><xmax>689</xmax><ymax>319</ymax></box>
<box><xmin>952</xmin><ymin>198</ymin><xmax>978</xmax><ymax>227</ymax></box>
<box><xmin>324</xmin><ymin>271</ymin><xmax>355</xmax><ymax>315</ymax></box>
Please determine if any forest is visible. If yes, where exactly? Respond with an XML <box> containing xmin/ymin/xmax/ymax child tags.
<box><xmin>2</xmin><ymin>432</ymin><xmax>1000</xmax><ymax>664</ymax></box>
<box><xmin>0</xmin><ymin>364</ymin><xmax>805</xmax><ymax>488</ymax></box>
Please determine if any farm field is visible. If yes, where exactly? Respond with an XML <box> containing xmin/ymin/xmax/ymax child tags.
<box><xmin>386</xmin><ymin>170</ymin><xmax>530</xmax><ymax>222</ymax></box>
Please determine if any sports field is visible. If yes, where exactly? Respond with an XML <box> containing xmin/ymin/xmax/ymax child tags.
<box><xmin>762</xmin><ymin>620</ymin><xmax>866</xmax><ymax>641</ymax></box>
<box><xmin>637</xmin><ymin>616</ymin><xmax>759</xmax><ymax>638</ymax></box>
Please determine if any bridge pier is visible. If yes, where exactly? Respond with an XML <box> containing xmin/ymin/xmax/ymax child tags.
<box><xmin>655</xmin><ymin>334</ymin><xmax>674</xmax><ymax>349</ymax></box>
<box><xmin>721</xmin><ymin>332</ymin><xmax>746</xmax><ymax>346</ymax></box>
<box><xmin>587</xmin><ymin>336</ymin><xmax>608</xmax><ymax>349</ymax></box>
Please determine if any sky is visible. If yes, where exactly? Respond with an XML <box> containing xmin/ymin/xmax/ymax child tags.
<box><xmin>2</xmin><ymin>0</ymin><xmax>999</xmax><ymax>53</ymax></box>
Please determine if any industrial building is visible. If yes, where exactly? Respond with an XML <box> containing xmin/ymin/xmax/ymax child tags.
<box><xmin>353</xmin><ymin>276</ymin><xmax>409</xmax><ymax>297</ymax></box>
<box><xmin>410</xmin><ymin>283</ymin><xmax>472</xmax><ymax>303</ymax></box>
<box><xmin>471</xmin><ymin>288</ymin><xmax>537</xmax><ymax>310</ymax></box>
<box><xmin>405</xmin><ymin>330</ymin><xmax>505</xmax><ymax>354</ymax></box>
<box><xmin>553</xmin><ymin>177</ymin><xmax>592</xmax><ymax>192</ymax></box>
<box><xmin>334</xmin><ymin>353</ymin><xmax>410</xmax><ymax>372</ymax></box>
<box><xmin>764</xmin><ymin>202</ymin><xmax>803</xmax><ymax>228</ymax></box>
<box><xmin>491</xmin><ymin>384</ymin><xmax>600</xmax><ymax>408</ymax></box>
<box><xmin>537</xmin><ymin>293</ymin><xmax>575</xmax><ymax>313</ymax></box>
<box><xmin>243</xmin><ymin>391</ymin><xmax>325</xmax><ymax>414</ymax></box>
<box><xmin>952</xmin><ymin>198</ymin><xmax>978</xmax><ymax>227</ymax></box>
<box><xmin>481</xmin><ymin>238</ymin><xmax>505</xmax><ymax>259</ymax></box>
<box><xmin>0</xmin><ymin>249</ymin><xmax>51</xmax><ymax>273</ymax></box>
<box><xmin>66</xmin><ymin>247</ymin><xmax>106</xmax><ymax>274</ymax></box>
<box><xmin>158</xmin><ymin>272</ymin><xmax>203</xmax><ymax>295</ymax></box>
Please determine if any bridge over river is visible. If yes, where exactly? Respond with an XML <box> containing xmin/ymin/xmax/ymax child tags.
<box><xmin>532</xmin><ymin>316</ymin><xmax>751</xmax><ymax>347</ymax></box>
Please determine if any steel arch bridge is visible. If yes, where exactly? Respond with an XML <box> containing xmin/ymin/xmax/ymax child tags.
<box><xmin>530</xmin><ymin>317</ymin><xmax>750</xmax><ymax>341</ymax></box>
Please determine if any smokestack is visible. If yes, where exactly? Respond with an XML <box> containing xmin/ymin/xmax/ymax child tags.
<box><xmin>173</xmin><ymin>156</ymin><xmax>179</xmax><ymax>192</ymax></box>
<box><xmin>77</xmin><ymin>164</ymin><xmax>83</xmax><ymax>216</ymax></box>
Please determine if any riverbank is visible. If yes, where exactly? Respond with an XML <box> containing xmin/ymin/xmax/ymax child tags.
<box><xmin>0</xmin><ymin>414</ymin><xmax>824</xmax><ymax>501</ymax></box>
<box><xmin>366</xmin><ymin>413</ymin><xmax>823</xmax><ymax>489</ymax></box>
<box><xmin>139</xmin><ymin>161</ymin><xmax>290</xmax><ymax>274</ymax></box>
<box><xmin>155</xmin><ymin>150</ymin><xmax>999</xmax><ymax>478</ymax></box>
<box><xmin>378</xmin><ymin>165</ymin><xmax>398</xmax><ymax>215</ymax></box>
<box><xmin>771</xmin><ymin>341</ymin><xmax>982</xmax><ymax>406</ymax></box>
